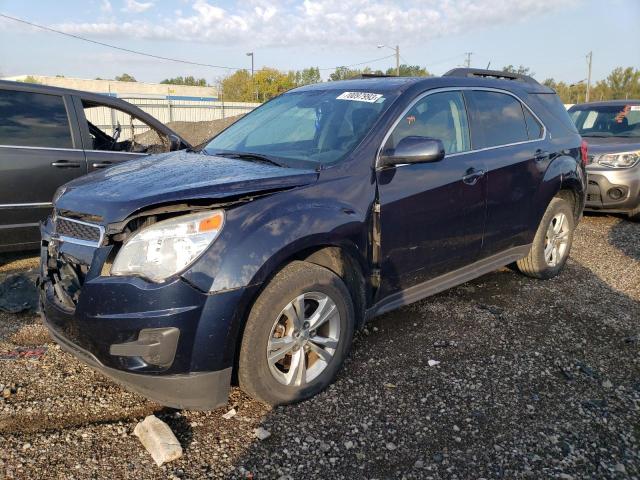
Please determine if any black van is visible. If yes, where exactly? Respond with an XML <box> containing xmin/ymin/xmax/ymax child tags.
<box><xmin>0</xmin><ymin>80</ymin><xmax>190</xmax><ymax>252</ymax></box>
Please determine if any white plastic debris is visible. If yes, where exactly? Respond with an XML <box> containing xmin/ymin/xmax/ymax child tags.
<box><xmin>222</xmin><ymin>408</ymin><xmax>237</xmax><ymax>420</ymax></box>
<box><xmin>133</xmin><ymin>415</ymin><xmax>183</xmax><ymax>467</ymax></box>
<box><xmin>254</xmin><ymin>427</ymin><xmax>271</xmax><ymax>441</ymax></box>
<box><xmin>428</xmin><ymin>359</ymin><xmax>440</xmax><ymax>367</ymax></box>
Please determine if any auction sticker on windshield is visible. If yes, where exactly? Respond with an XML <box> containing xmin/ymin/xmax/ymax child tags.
<box><xmin>337</xmin><ymin>91</ymin><xmax>384</xmax><ymax>103</ymax></box>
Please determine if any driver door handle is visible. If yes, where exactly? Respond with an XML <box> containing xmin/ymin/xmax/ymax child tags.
<box><xmin>92</xmin><ymin>161</ymin><xmax>113</xmax><ymax>168</ymax></box>
<box><xmin>462</xmin><ymin>168</ymin><xmax>486</xmax><ymax>185</ymax></box>
<box><xmin>51</xmin><ymin>160</ymin><xmax>81</xmax><ymax>168</ymax></box>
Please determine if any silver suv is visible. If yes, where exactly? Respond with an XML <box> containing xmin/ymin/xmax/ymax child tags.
<box><xmin>569</xmin><ymin>100</ymin><xmax>640</xmax><ymax>221</ymax></box>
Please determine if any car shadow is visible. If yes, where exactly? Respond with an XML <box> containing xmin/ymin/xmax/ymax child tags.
<box><xmin>221</xmin><ymin>256</ymin><xmax>639</xmax><ymax>479</ymax></box>
<box><xmin>608</xmin><ymin>217</ymin><xmax>640</xmax><ymax>261</ymax></box>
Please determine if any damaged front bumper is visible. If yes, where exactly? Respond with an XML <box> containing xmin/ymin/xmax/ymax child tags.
<box><xmin>38</xmin><ymin>216</ymin><xmax>247</xmax><ymax>410</ymax></box>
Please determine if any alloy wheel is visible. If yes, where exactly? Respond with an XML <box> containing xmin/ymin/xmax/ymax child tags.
<box><xmin>266</xmin><ymin>291</ymin><xmax>341</xmax><ymax>386</ymax></box>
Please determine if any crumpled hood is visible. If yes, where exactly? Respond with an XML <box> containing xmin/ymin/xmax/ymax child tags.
<box><xmin>55</xmin><ymin>151</ymin><xmax>318</xmax><ymax>224</ymax></box>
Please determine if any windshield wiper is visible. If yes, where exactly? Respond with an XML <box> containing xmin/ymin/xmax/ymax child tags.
<box><xmin>208</xmin><ymin>151</ymin><xmax>287</xmax><ymax>167</ymax></box>
<box><xmin>581</xmin><ymin>133</ymin><xmax>611</xmax><ymax>137</ymax></box>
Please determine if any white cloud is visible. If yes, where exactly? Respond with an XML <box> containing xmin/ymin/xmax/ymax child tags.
<box><xmin>121</xmin><ymin>0</ymin><xmax>154</xmax><ymax>13</ymax></box>
<box><xmin>100</xmin><ymin>0</ymin><xmax>113</xmax><ymax>14</ymax></box>
<box><xmin>57</xmin><ymin>0</ymin><xmax>579</xmax><ymax>48</ymax></box>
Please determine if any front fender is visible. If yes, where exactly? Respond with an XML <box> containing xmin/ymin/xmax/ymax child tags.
<box><xmin>182</xmin><ymin>182</ymin><xmax>372</xmax><ymax>294</ymax></box>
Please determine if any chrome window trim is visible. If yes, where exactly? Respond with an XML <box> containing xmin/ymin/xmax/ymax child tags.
<box><xmin>0</xmin><ymin>144</ymin><xmax>80</xmax><ymax>152</ymax></box>
<box><xmin>376</xmin><ymin>86</ymin><xmax>548</xmax><ymax>169</ymax></box>
<box><xmin>0</xmin><ymin>202</ymin><xmax>53</xmax><ymax>208</ymax></box>
<box><xmin>55</xmin><ymin>216</ymin><xmax>105</xmax><ymax>247</ymax></box>
<box><xmin>85</xmin><ymin>149</ymin><xmax>147</xmax><ymax>156</ymax></box>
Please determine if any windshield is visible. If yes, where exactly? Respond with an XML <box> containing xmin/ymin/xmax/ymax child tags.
<box><xmin>204</xmin><ymin>89</ymin><xmax>393</xmax><ymax>166</ymax></box>
<box><xmin>569</xmin><ymin>104</ymin><xmax>640</xmax><ymax>138</ymax></box>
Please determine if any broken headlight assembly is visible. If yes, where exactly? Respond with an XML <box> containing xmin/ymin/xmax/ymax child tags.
<box><xmin>596</xmin><ymin>150</ymin><xmax>640</xmax><ymax>169</ymax></box>
<box><xmin>111</xmin><ymin>210</ymin><xmax>225</xmax><ymax>282</ymax></box>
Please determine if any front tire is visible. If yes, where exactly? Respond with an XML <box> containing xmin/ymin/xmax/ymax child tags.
<box><xmin>516</xmin><ymin>197</ymin><xmax>575</xmax><ymax>279</ymax></box>
<box><xmin>238</xmin><ymin>261</ymin><xmax>355</xmax><ymax>406</ymax></box>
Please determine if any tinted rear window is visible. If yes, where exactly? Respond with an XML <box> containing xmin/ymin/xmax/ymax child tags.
<box><xmin>0</xmin><ymin>89</ymin><xmax>72</xmax><ymax>148</ymax></box>
<box><xmin>533</xmin><ymin>93</ymin><xmax>578</xmax><ymax>134</ymax></box>
<box><xmin>467</xmin><ymin>91</ymin><xmax>529</xmax><ymax>148</ymax></box>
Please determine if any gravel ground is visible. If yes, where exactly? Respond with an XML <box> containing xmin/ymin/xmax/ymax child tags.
<box><xmin>0</xmin><ymin>214</ymin><xmax>638</xmax><ymax>479</ymax></box>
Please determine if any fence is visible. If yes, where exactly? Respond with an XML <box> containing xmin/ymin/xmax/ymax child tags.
<box><xmin>83</xmin><ymin>97</ymin><xmax>260</xmax><ymax>141</ymax></box>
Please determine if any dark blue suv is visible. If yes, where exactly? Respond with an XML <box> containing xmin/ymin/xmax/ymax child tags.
<box><xmin>39</xmin><ymin>69</ymin><xmax>586</xmax><ymax>409</ymax></box>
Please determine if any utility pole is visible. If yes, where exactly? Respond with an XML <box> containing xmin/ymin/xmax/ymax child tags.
<box><xmin>586</xmin><ymin>51</ymin><xmax>592</xmax><ymax>103</ymax></box>
<box><xmin>464</xmin><ymin>52</ymin><xmax>473</xmax><ymax>68</ymax></box>
<box><xmin>246</xmin><ymin>52</ymin><xmax>255</xmax><ymax>101</ymax></box>
<box><xmin>377</xmin><ymin>44</ymin><xmax>401</xmax><ymax>76</ymax></box>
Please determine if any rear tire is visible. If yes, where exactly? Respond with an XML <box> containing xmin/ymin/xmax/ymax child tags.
<box><xmin>238</xmin><ymin>261</ymin><xmax>355</xmax><ymax>406</ymax></box>
<box><xmin>516</xmin><ymin>197</ymin><xmax>575</xmax><ymax>279</ymax></box>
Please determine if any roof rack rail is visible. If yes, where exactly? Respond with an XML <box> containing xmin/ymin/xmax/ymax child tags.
<box><xmin>443</xmin><ymin>68</ymin><xmax>539</xmax><ymax>85</ymax></box>
<box><xmin>356</xmin><ymin>73</ymin><xmax>396</xmax><ymax>79</ymax></box>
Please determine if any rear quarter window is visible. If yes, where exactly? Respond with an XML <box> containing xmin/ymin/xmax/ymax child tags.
<box><xmin>532</xmin><ymin>93</ymin><xmax>578</xmax><ymax>134</ymax></box>
<box><xmin>0</xmin><ymin>89</ymin><xmax>73</xmax><ymax>148</ymax></box>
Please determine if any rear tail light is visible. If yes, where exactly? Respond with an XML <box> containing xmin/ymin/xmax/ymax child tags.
<box><xmin>580</xmin><ymin>140</ymin><xmax>588</xmax><ymax>166</ymax></box>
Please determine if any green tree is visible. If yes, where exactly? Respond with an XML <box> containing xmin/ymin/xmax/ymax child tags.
<box><xmin>221</xmin><ymin>69</ymin><xmax>253</xmax><ymax>101</ymax></box>
<box><xmin>502</xmin><ymin>65</ymin><xmax>534</xmax><ymax>76</ymax></box>
<box><xmin>386</xmin><ymin>64</ymin><xmax>431</xmax><ymax>77</ymax></box>
<box><xmin>115</xmin><ymin>73</ymin><xmax>136</xmax><ymax>82</ymax></box>
<box><xmin>603</xmin><ymin>67</ymin><xmax>640</xmax><ymax>100</ymax></box>
<box><xmin>295</xmin><ymin>67</ymin><xmax>321</xmax><ymax>86</ymax></box>
<box><xmin>22</xmin><ymin>75</ymin><xmax>40</xmax><ymax>84</ymax></box>
<box><xmin>160</xmin><ymin>76</ymin><xmax>208</xmax><ymax>86</ymax></box>
<box><xmin>221</xmin><ymin>67</ymin><xmax>295</xmax><ymax>102</ymax></box>
<box><xmin>329</xmin><ymin>66</ymin><xmax>365</xmax><ymax>81</ymax></box>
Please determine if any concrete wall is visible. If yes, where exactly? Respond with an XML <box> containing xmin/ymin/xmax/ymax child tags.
<box><xmin>2</xmin><ymin>75</ymin><xmax>219</xmax><ymax>99</ymax></box>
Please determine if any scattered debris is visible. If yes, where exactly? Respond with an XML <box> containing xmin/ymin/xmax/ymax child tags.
<box><xmin>254</xmin><ymin>427</ymin><xmax>271</xmax><ymax>441</ymax></box>
<box><xmin>383</xmin><ymin>382</ymin><xmax>396</xmax><ymax>388</ymax></box>
<box><xmin>133</xmin><ymin>415</ymin><xmax>183</xmax><ymax>467</ymax></box>
<box><xmin>602</xmin><ymin>380</ymin><xmax>613</xmax><ymax>389</ymax></box>
<box><xmin>0</xmin><ymin>346</ymin><xmax>47</xmax><ymax>360</ymax></box>
<box><xmin>0</xmin><ymin>273</ymin><xmax>38</xmax><ymax>313</ymax></box>
<box><xmin>222</xmin><ymin>408</ymin><xmax>237</xmax><ymax>420</ymax></box>
<box><xmin>385</xmin><ymin>442</ymin><xmax>397</xmax><ymax>451</ymax></box>
<box><xmin>428</xmin><ymin>359</ymin><xmax>440</xmax><ymax>367</ymax></box>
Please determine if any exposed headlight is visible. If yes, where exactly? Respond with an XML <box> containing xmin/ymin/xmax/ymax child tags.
<box><xmin>111</xmin><ymin>210</ymin><xmax>225</xmax><ymax>282</ymax></box>
<box><xmin>596</xmin><ymin>150</ymin><xmax>640</xmax><ymax>168</ymax></box>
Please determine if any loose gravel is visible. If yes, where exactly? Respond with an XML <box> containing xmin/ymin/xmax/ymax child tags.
<box><xmin>0</xmin><ymin>214</ymin><xmax>638</xmax><ymax>479</ymax></box>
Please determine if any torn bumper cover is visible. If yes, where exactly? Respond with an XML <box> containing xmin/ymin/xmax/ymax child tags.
<box><xmin>38</xmin><ymin>217</ymin><xmax>249</xmax><ymax>410</ymax></box>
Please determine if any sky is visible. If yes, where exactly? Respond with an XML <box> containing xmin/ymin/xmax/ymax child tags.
<box><xmin>0</xmin><ymin>0</ymin><xmax>638</xmax><ymax>84</ymax></box>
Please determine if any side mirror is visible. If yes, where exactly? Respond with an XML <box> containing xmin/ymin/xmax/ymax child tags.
<box><xmin>168</xmin><ymin>134</ymin><xmax>182</xmax><ymax>152</ymax></box>
<box><xmin>379</xmin><ymin>136</ymin><xmax>445</xmax><ymax>168</ymax></box>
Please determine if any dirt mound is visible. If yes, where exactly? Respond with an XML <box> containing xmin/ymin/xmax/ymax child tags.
<box><xmin>136</xmin><ymin>115</ymin><xmax>245</xmax><ymax>149</ymax></box>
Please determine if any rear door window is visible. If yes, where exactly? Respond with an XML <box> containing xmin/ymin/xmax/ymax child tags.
<box><xmin>0</xmin><ymin>90</ymin><xmax>72</xmax><ymax>148</ymax></box>
<box><xmin>466</xmin><ymin>91</ymin><xmax>529</xmax><ymax>149</ymax></box>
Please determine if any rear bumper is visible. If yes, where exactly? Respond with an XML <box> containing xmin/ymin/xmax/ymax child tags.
<box><xmin>42</xmin><ymin>313</ymin><xmax>231</xmax><ymax>410</ymax></box>
<box><xmin>585</xmin><ymin>165</ymin><xmax>640</xmax><ymax>213</ymax></box>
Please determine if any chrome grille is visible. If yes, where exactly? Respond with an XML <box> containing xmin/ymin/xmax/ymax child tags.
<box><xmin>55</xmin><ymin>217</ymin><xmax>104</xmax><ymax>246</ymax></box>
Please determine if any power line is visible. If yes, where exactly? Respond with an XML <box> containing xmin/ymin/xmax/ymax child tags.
<box><xmin>0</xmin><ymin>13</ymin><xmax>244</xmax><ymax>70</ymax></box>
<box><xmin>0</xmin><ymin>13</ymin><xmax>402</xmax><ymax>74</ymax></box>
<box><xmin>317</xmin><ymin>54</ymin><xmax>396</xmax><ymax>71</ymax></box>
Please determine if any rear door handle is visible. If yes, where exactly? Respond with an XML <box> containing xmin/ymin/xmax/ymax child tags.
<box><xmin>462</xmin><ymin>168</ymin><xmax>486</xmax><ymax>185</ymax></box>
<box><xmin>535</xmin><ymin>149</ymin><xmax>550</xmax><ymax>162</ymax></box>
<box><xmin>51</xmin><ymin>160</ymin><xmax>81</xmax><ymax>168</ymax></box>
<box><xmin>92</xmin><ymin>161</ymin><xmax>113</xmax><ymax>168</ymax></box>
